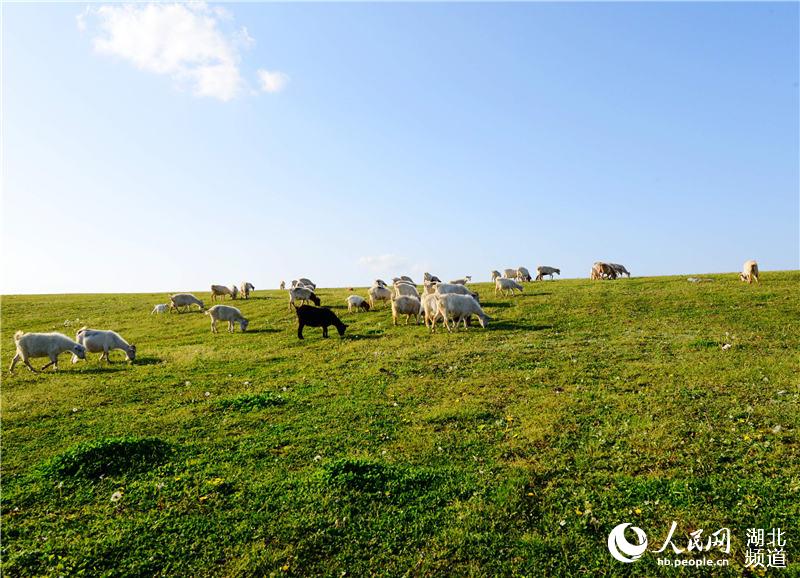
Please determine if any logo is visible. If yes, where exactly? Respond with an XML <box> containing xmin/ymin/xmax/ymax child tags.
<box><xmin>608</xmin><ymin>523</ymin><xmax>648</xmax><ymax>563</ymax></box>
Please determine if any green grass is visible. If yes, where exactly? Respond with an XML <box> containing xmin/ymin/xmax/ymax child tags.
<box><xmin>2</xmin><ymin>272</ymin><xmax>799</xmax><ymax>577</ymax></box>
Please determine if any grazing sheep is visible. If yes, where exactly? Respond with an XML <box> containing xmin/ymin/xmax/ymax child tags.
<box><xmin>434</xmin><ymin>294</ymin><xmax>490</xmax><ymax>332</ymax></box>
<box><xmin>280</xmin><ymin>281</ymin><xmax>286</xmax><ymax>290</ymax></box>
<box><xmin>394</xmin><ymin>282</ymin><xmax>420</xmax><ymax>299</ymax></box>
<box><xmin>491</xmin><ymin>270</ymin><xmax>502</xmax><ymax>281</ymax></box>
<box><xmin>503</xmin><ymin>268</ymin><xmax>517</xmax><ymax>279</ymax></box>
<box><xmin>288</xmin><ymin>287</ymin><xmax>321</xmax><ymax>310</ymax></box>
<box><xmin>609</xmin><ymin>263</ymin><xmax>630</xmax><ymax>278</ymax></box>
<box><xmin>391</xmin><ymin>295</ymin><xmax>422</xmax><ymax>325</ymax></box>
<box><xmin>740</xmin><ymin>260</ymin><xmax>759</xmax><ymax>284</ymax></box>
<box><xmin>170</xmin><ymin>293</ymin><xmax>204</xmax><ymax>312</ymax></box>
<box><xmin>293</xmin><ymin>304</ymin><xmax>347</xmax><ymax>339</ymax></box>
<box><xmin>424</xmin><ymin>272</ymin><xmax>442</xmax><ymax>283</ymax></box>
<box><xmin>298</xmin><ymin>278</ymin><xmax>317</xmax><ymax>290</ymax></box>
<box><xmin>495</xmin><ymin>277</ymin><xmax>524</xmax><ymax>296</ymax></box>
<box><xmin>374</xmin><ymin>279</ymin><xmax>388</xmax><ymax>288</ymax></box>
<box><xmin>536</xmin><ymin>266</ymin><xmax>561</xmax><ymax>281</ymax></box>
<box><xmin>449</xmin><ymin>276</ymin><xmax>472</xmax><ymax>285</ymax></box>
<box><xmin>240</xmin><ymin>282</ymin><xmax>255</xmax><ymax>299</ymax></box>
<box><xmin>211</xmin><ymin>284</ymin><xmax>237</xmax><ymax>301</ymax></box>
<box><xmin>205</xmin><ymin>304</ymin><xmax>249</xmax><ymax>333</ymax></box>
<box><xmin>73</xmin><ymin>327</ymin><xmax>136</xmax><ymax>363</ymax></box>
<box><xmin>151</xmin><ymin>303</ymin><xmax>169</xmax><ymax>314</ymax></box>
<box><xmin>347</xmin><ymin>295</ymin><xmax>371</xmax><ymax>312</ymax></box>
<box><xmin>516</xmin><ymin>267</ymin><xmax>532</xmax><ymax>282</ymax></box>
<box><xmin>368</xmin><ymin>285</ymin><xmax>393</xmax><ymax>308</ymax></box>
<box><xmin>9</xmin><ymin>331</ymin><xmax>86</xmax><ymax>372</ymax></box>
<box><xmin>434</xmin><ymin>283</ymin><xmax>480</xmax><ymax>303</ymax></box>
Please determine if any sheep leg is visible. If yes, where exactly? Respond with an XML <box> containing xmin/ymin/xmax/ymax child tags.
<box><xmin>211</xmin><ymin>319</ymin><xmax>218</xmax><ymax>333</ymax></box>
<box><xmin>9</xmin><ymin>354</ymin><xmax>20</xmax><ymax>372</ymax></box>
<box><xmin>229</xmin><ymin>321</ymin><xmax>234</xmax><ymax>333</ymax></box>
<box><xmin>23</xmin><ymin>357</ymin><xmax>39</xmax><ymax>373</ymax></box>
<box><xmin>297</xmin><ymin>324</ymin><xmax>305</xmax><ymax>339</ymax></box>
<box><xmin>41</xmin><ymin>356</ymin><xmax>58</xmax><ymax>371</ymax></box>
<box><xmin>322</xmin><ymin>326</ymin><xmax>329</xmax><ymax>338</ymax></box>
<box><xmin>104</xmin><ymin>348</ymin><xmax>111</xmax><ymax>363</ymax></box>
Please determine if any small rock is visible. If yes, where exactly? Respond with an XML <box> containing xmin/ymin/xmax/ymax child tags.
<box><xmin>721</xmin><ymin>343</ymin><xmax>732</xmax><ymax>351</ymax></box>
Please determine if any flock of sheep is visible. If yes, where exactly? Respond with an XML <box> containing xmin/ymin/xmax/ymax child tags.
<box><xmin>8</xmin><ymin>259</ymin><xmax>761</xmax><ymax>372</ymax></box>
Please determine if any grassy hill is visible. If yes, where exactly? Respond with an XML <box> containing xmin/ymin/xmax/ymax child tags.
<box><xmin>2</xmin><ymin>272</ymin><xmax>798</xmax><ymax>576</ymax></box>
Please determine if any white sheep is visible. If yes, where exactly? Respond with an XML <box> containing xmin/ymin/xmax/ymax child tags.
<box><xmin>169</xmin><ymin>293</ymin><xmax>204</xmax><ymax>312</ymax></box>
<box><xmin>491</xmin><ymin>270</ymin><xmax>502</xmax><ymax>281</ymax></box>
<box><xmin>374</xmin><ymin>279</ymin><xmax>388</xmax><ymax>288</ymax></box>
<box><xmin>449</xmin><ymin>276</ymin><xmax>472</xmax><ymax>285</ymax></box>
<box><xmin>536</xmin><ymin>266</ymin><xmax>561</xmax><ymax>281</ymax></box>
<box><xmin>422</xmin><ymin>280</ymin><xmax>437</xmax><ymax>294</ymax></box>
<box><xmin>516</xmin><ymin>267</ymin><xmax>532</xmax><ymax>282</ymax></box>
<box><xmin>151</xmin><ymin>303</ymin><xmax>169</xmax><ymax>314</ymax></box>
<box><xmin>391</xmin><ymin>295</ymin><xmax>422</xmax><ymax>325</ymax></box>
<box><xmin>422</xmin><ymin>293</ymin><xmax>442</xmax><ymax>330</ymax></box>
<box><xmin>205</xmin><ymin>304</ymin><xmax>250</xmax><ymax>333</ymax></box>
<box><xmin>298</xmin><ymin>278</ymin><xmax>317</xmax><ymax>290</ymax></box>
<box><xmin>9</xmin><ymin>331</ymin><xmax>86</xmax><ymax>372</ymax></box>
<box><xmin>368</xmin><ymin>285</ymin><xmax>393</xmax><ymax>308</ymax></box>
<box><xmin>347</xmin><ymin>295</ymin><xmax>371</xmax><ymax>312</ymax></box>
<box><xmin>424</xmin><ymin>272</ymin><xmax>442</xmax><ymax>283</ymax></box>
<box><xmin>240</xmin><ymin>282</ymin><xmax>255</xmax><ymax>299</ymax></box>
<box><xmin>393</xmin><ymin>282</ymin><xmax>420</xmax><ymax>299</ymax></box>
<box><xmin>740</xmin><ymin>260</ymin><xmax>759</xmax><ymax>284</ymax></box>
<box><xmin>280</xmin><ymin>281</ymin><xmax>286</xmax><ymax>290</ymax></box>
<box><xmin>609</xmin><ymin>263</ymin><xmax>630</xmax><ymax>278</ymax></box>
<box><xmin>503</xmin><ymin>268</ymin><xmax>517</xmax><ymax>279</ymax></box>
<box><xmin>495</xmin><ymin>277</ymin><xmax>524</xmax><ymax>296</ymax></box>
<box><xmin>211</xmin><ymin>284</ymin><xmax>237</xmax><ymax>301</ymax></box>
<box><xmin>433</xmin><ymin>294</ymin><xmax>491</xmax><ymax>332</ymax></box>
<box><xmin>72</xmin><ymin>327</ymin><xmax>136</xmax><ymax>363</ymax></box>
<box><xmin>435</xmin><ymin>283</ymin><xmax>480</xmax><ymax>302</ymax></box>
<box><xmin>288</xmin><ymin>287</ymin><xmax>321</xmax><ymax>310</ymax></box>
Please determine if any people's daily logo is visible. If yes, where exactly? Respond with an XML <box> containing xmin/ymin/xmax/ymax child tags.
<box><xmin>607</xmin><ymin>523</ymin><xmax>648</xmax><ymax>563</ymax></box>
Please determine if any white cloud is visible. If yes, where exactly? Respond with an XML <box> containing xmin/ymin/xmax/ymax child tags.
<box><xmin>80</xmin><ymin>3</ymin><xmax>276</xmax><ymax>102</ymax></box>
<box><xmin>358</xmin><ymin>254</ymin><xmax>411</xmax><ymax>273</ymax></box>
<box><xmin>257</xmin><ymin>69</ymin><xmax>289</xmax><ymax>93</ymax></box>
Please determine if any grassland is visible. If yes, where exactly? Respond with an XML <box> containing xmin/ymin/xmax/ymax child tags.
<box><xmin>2</xmin><ymin>272</ymin><xmax>799</xmax><ymax>576</ymax></box>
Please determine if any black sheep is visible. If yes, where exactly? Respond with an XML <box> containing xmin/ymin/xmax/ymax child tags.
<box><xmin>293</xmin><ymin>305</ymin><xmax>347</xmax><ymax>339</ymax></box>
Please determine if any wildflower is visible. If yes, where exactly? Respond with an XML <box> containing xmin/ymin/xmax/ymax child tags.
<box><xmin>634</xmin><ymin>507</ymin><xmax>642</xmax><ymax>515</ymax></box>
<box><xmin>313</xmin><ymin>454</ymin><xmax>322</xmax><ymax>462</ymax></box>
<box><xmin>110</xmin><ymin>491</ymin><xmax>123</xmax><ymax>502</ymax></box>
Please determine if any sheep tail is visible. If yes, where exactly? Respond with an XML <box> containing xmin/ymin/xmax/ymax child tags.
<box><xmin>14</xmin><ymin>330</ymin><xmax>24</xmax><ymax>342</ymax></box>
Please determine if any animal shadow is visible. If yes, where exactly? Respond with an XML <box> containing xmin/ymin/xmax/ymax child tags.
<box><xmin>488</xmin><ymin>322</ymin><xmax>553</xmax><ymax>332</ymax></box>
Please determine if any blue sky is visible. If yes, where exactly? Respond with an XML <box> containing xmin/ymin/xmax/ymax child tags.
<box><xmin>3</xmin><ymin>2</ymin><xmax>798</xmax><ymax>293</ymax></box>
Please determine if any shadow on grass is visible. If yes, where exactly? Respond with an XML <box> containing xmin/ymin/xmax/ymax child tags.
<box><xmin>482</xmin><ymin>301</ymin><xmax>513</xmax><ymax>308</ymax></box>
<box><xmin>134</xmin><ymin>357</ymin><xmax>164</xmax><ymax>366</ymax></box>
<box><xmin>75</xmin><ymin>366</ymin><xmax>128</xmax><ymax>374</ymax></box>
<box><xmin>488</xmin><ymin>322</ymin><xmax>553</xmax><ymax>331</ymax></box>
<box><xmin>246</xmin><ymin>328</ymin><xmax>282</xmax><ymax>334</ymax></box>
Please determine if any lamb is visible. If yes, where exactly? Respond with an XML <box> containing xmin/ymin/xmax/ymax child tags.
<box><xmin>391</xmin><ymin>295</ymin><xmax>422</xmax><ymax>325</ymax></box>
<box><xmin>211</xmin><ymin>284</ymin><xmax>237</xmax><ymax>301</ymax></box>
<box><xmin>491</xmin><ymin>270</ymin><xmax>502</xmax><ymax>281</ymax></box>
<box><xmin>72</xmin><ymin>327</ymin><xmax>136</xmax><ymax>363</ymax></box>
<box><xmin>435</xmin><ymin>283</ymin><xmax>480</xmax><ymax>302</ymax></box>
<box><xmin>368</xmin><ymin>285</ymin><xmax>393</xmax><ymax>308</ymax></box>
<box><xmin>609</xmin><ymin>263</ymin><xmax>630</xmax><ymax>278</ymax></box>
<box><xmin>347</xmin><ymin>295</ymin><xmax>371</xmax><ymax>312</ymax></box>
<box><xmin>393</xmin><ymin>282</ymin><xmax>420</xmax><ymax>299</ymax></box>
<box><xmin>9</xmin><ymin>331</ymin><xmax>86</xmax><ymax>372</ymax></box>
<box><xmin>503</xmin><ymin>268</ymin><xmax>517</xmax><ymax>279</ymax></box>
<box><xmin>240</xmin><ymin>282</ymin><xmax>255</xmax><ymax>299</ymax></box>
<box><xmin>279</xmin><ymin>281</ymin><xmax>286</xmax><ymax>290</ymax></box>
<box><xmin>293</xmin><ymin>304</ymin><xmax>347</xmax><ymax>339</ymax></box>
<box><xmin>536</xmin><ymin>266</ymin><xmax>561</xmax><ymax>281</ymax></box>
<box><xmin>495</xmin><ymin>277</ymin><xmax>524</xmax><ymax>296</ymax></box>
<box><xmin>151</xmin><ymin>303</ymin><xmax>169</xmax><ymax>314</ymax></box>
<box><xmin>169</xmin><ymin>293</ymin><xmax>204</xmax><ymax>312</ymax></box>
<box><xmin>205</xmin><ymin>304</ymin><xmax>249</xmax><ymax>333</ymax></box>
<box><xmin>288</xmin><ymin>287</ymin><xmax>321</xmax><ymax>310</ymax></box>
<box><xmin>433</xmin><ymin>294</ymin><xmax>491</xmax><ymax>332</ymax></box>
<box><xmin>740</xmin><ymin>260</ymin><xmax>759</xmax><ymax>284</ymax></box>
<box><xmin>516</xmin><ymin>267</ymin><xmax>532</xmax><ymax>282</ymax></box>
<box><xmin>449</xmin><ymin>276</ymin><xmax>472</xmax><ymax>285</ymax></box>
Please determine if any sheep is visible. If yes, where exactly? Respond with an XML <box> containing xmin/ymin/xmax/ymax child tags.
<box><xmin>491</xmin><ymin>270</ymin><xmax>502</xmax><ymax>281</ymax></box>
<box><xmin>394</xmin><ymin>282</ymin><xmax>420</xmax><ymax>299</ymax></box>
<box><xmin>433</xmin><ymin>294</ymin><xmax>491</xmax><ymax>332</ymax></box>
<box><xmin>288</xmin><ymin>287</ymin><xmax>321</xmax><ymax>310</ymax></box>
<box><xmin>536</xmin><ymin>266</ymin><xmax>561</xmax><ymax>281</ymax></box>
<box><xmin>449</xmin><ymin>276</ymin><xmax>472</xmax><ymax>285</ymax></box>
<box><xmin>169</xmin><ymin>293</ymin><xmax>204</xmax><ymax>312</ymax></box>
<box><xmin>205</xmin><ymin>304</ymin><xmax>249</xmax><ymax>333</ymax></box>
<box><xmin>609</xmin><ymin>263</ymin><xmax>631</xmax><ymax>278</ymax></box>
<box><xmin>422</xmin><ymin>280</ymin><xmax>438</xmax><ymax>294</ymax></box>
<box><xmin>211</xmin><ymin>284</ymin><xmax>237</xmax><ymax>301</ymax></box>
<box><xmin>368</xmin><ymin>285</ymin><xmax>393</xmax><ymax>309</ymax></box>
<box><xmin>422</xmin><ymin>293</ymin><xmax>442</xmax><ymax>329</ymax></box>
<box><xmin>240</xmin><ymin>282</ymin><xmax>255</xmax><ymax>299</ymax></box>
<box><xmin>293</xmin><ymin>304</ymin><xmax>347</xmax><ymax>339</ymax></box>
<box><xmin>391</xmin><ymin>295</ymin><xmax>422</xmax><ymax>325</ymax></box>
<box><xmin>9</xmin><ymin>331</ymin><xmax>86</xmax><ymax>372</ymax></box>
<box><xmin>424</xmin><ymin>272</ymin><xmax>442</xmax><ymax>283</ymax></box>
<box><xmin>435</xmin><ymin>283</ymin><xmax>480</xmax><ymax>303</ymax></box>
<box><xmin>280</xmin><ymin>281</ymin><xmax>286</xmax><ymax>290</ymax></box>
<box><xmin>740</xmin><ymin>260</ymin><xmax>759</xmax><ymax>284</ymax></box>
<box><xmin>298</xmin><ymin>278</ymin><xmax>317</xmax><ymax>290</ymax></box>
<box><xmin>374</xmin><ymin>279</ymin><xmax>388</xmax><ymax>288</ymax></box>
<box><xmin>151</xmin><ymin>303</ymin><xmax>169</xmax><ymax>314</ymax></box>
<box><xmin>72</xmin><ymin>327</ymin><xmax>136</xmax><ymax>363</ymax></box>
<box><xmin>503</xmin><ymin>268</ymin><xmax>517</xmax><ymax>279</ymax></box>
<box><xmin>347</xmin><ymin>295</ymin><xmax>371</xmax><ymax>312</ymax></box>
<box><xmin>495</xmin><ymin>277</ymin><xmax>524</xmax><ymax>296</ymax></box>
<box><xmin>516</xmin><ymin>267</ymin><xmax>532</xmax><ymax>282</ymax></box>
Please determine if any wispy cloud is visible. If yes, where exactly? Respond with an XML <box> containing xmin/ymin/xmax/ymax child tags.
<box><xmin>78</xmin><ymin>3</ymin><xmax>284</xmax><ymax>102</ymax></box>
<box><xmin>257</xmin><ymin>69</ymin><xmax>289</xmax><ymax>93</ymax></box>
<box><xmin>358</xmin><ymin>254</ymin><xmax>410</xmax><ymax>273</ymax></box>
